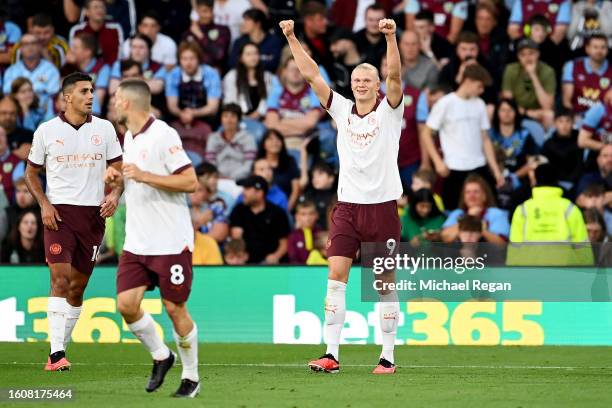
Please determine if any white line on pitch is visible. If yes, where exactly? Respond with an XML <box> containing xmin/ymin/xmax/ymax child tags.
<box><xmin>1</xmin><ymin>362</ymin><xmax>611</xmax><ymax>370</ymax></box>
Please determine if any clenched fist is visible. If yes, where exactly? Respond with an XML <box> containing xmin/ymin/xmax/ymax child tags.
<box><xmin>379</xmin><ymin>18</ymin><xmax>396</xmax><ymax>35</ymax></box>
<box><xmin>279</xmin><ymin>20</ymin><xmax>295</xmax><ymax>38</ymax></box>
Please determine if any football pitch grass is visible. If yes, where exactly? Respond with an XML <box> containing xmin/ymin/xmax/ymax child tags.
<box><xmin>1</xmin><ymin>343</ymin><xmax>611</xmax><ymax>407</ymax></box>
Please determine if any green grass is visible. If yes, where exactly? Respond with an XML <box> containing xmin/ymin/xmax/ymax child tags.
<box><xmin>0</xmin><ymin>343</ymin><xmax>611</xmax><ymax>407</ymax></box>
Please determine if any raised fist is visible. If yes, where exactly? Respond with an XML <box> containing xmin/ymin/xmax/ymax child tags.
<box><xmin>279</xmin><ymin>20</ymin><xmax>295</xmax><ymax>38</ymax></box>
<box><xmin>378</xmin><ymin>18</ymin><xmax>396</xmax><ymax>35</ymax></box>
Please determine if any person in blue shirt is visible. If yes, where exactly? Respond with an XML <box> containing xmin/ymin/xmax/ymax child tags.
<box><xmin>3</xmin><ymin>33</ymin><xmax>60</xmax><ymax>117</ymax></box>
<box><xmin>166</xmin><ymin>41</ymin><xmax>221</xmax><ymax>128</ymax></box>
<box><xmin>0</xmin><ymin>16</ymin><xmax>22</xmax><ymax>69</ymax></box>
<box><xmin>9</xmin><ymin>77</ymin><xmax>52</xmax><ymax>132</ymax></box>
<box><xmin>236</xmin><ymin>158</ymin><xmax>289</xmax><ymax>212</ymax></box>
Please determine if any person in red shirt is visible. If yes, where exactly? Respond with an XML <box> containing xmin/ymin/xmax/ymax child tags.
<box><xmin>68</xmin><ymin>0</ymin><xmax>124</xmax><ymax>64</ymax></box>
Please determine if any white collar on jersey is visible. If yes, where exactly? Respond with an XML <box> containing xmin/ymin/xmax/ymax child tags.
<box><xmin>181</xmin><ymin>66</ymin><xmax>203</xmax><ymax>82</ymax></box>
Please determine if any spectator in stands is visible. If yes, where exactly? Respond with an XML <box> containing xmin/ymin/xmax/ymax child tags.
<box><xmin>456</xmin><ymin>214</ymin><xmax>483</xmax><ymax>243</ymax></box>
<box><xmin>0</xmin><ymin>11</ymin><xmax>21</xmax><ymax>69</ymax></box>
<box><xmin>405</xmin><ymin>0</ymin><xmax>468</xmax><ymax>44</ymax></box>
<box><xmin>192</xmin><ymin>229</ymin><xmax>223</xmax><ymax>265</ymax></box>
<box><xmin>306</xmin><ymin>230</ymin><xmax>329</xmax><ymax>265</ymax></box>
<box><xmin>223</xmin><ymin>41</ymin><xmax>276</xmax><ymax>140</ymax></box>
<box><xmin>196</xmin><ymin>162</ymin><xmax>236</xmax><ymax>217</ymax></box>
<box><xmin>230</xmin><ymin>175</ymin><xmax>290</xmax><ymax>264</ymax></box>
<box><xmin>576</xmin><ymin>185</ymin><xmax>610</xmax><ymax>233</ymax></box>
<box><xmin>0</xmin><ymin>126</ymin><xmax>20</xmax><ymax>205</ymax></box>
<box><xmin>62</xmin><ymin>32</ymin><xmax>110</xmax><ymax>116</ymax></box>
<box><xmin>212</xmin><ymin>0</ymin><xmax>262</xmax><ymax>44</ymax></box>
<box><xmin>474</xmin><ymin>2</ymin><xmax>509</xmax><ymax>83</ymax></box>
<box><xmin>502</xmin><ymin>38</ymin><xmax>555</xmax><ymax>130</ymax></box>
<box><xmin>1</xmin><ymin>210</ymin><xmax>44</xmax><ymax>263</ymax></box>
<box><xmin>109</xmin><ymin>33</ymin><xmax>165</xmax><ymax>96</ymax></box>
<box><xmin>256</xmin><ymin>129</ymin><xmax>300</xmax><ymax>210</ymax></box>
<box><xmin>413</xmin><ymin>10</ymin><xmax>454</xmax><ymax>68</ymax></box>
<box><xmin>416</xmin><ymin>84</ymin><xmax>451</xmax><ymax>168</ymax></box>
<box><xmin>68</xmin><ymin>0</ymin><xmax>124</xmax><ymax>64</ymax></box>
<box><xmin>401</xmin><ymin>188</ymin><xmax>445</xmax><ymax>245</ymax></box>
<box><xmin>223</xmin><ymin>237</ymin><xmax>249</xmax><ymax>265</ymax></box>
<box><xmin>441</xmin><ymin>174</ymin><xmax>510</xmax><ymax>243</ymax></box>
<box><xmin>438</xmin><ymin>31</ymin><xmax>497</xmax><ymax>105</ymax></box>
<box><xmin>64</xmin><ymin>0</ymin><xmax>136</xmax><ymax>39</ymax></box>
<box><xmin>583</xmin><ymin>207</ymin><xmax>609</xmax><ymax>243</ymax></box>
<box><xmin>237</xmin><ymin>158</ymin><xmax>288</xmax><ymax>212</ymax></box>
<box><xmin>578</xmin><ymin>88</ymin><xmax>612</xmax><ymax>157</ymax></box>
<box><xmin>399</xmin><ymin>30</ymin><xmax>438</xmax><ymax>90</ymax></box>
<box><xmin>189</xmin><ymin>176</ymin><xmax>229</xmax><ymax>244</ymax></box>
<box><xmin>0</xmin><ymin>96</ymin><xmax>33</xmax><ymax>160</ymax></box>
<box><xmin>121</xmin><ymin>10</ymin><xmax>177</xmax><ymax>70</ymax></box>
<box><xmin>298</xmin><ymin>149</ymin><xmax>336</xmax><ymax>230</ymax></box>
<box><xmin>264</xmin><ymin>57</ymin><xmax>322</xmax><ymax>161</ymax></box>
<box><xmin>3</xmin><ymin>33</ymin><xmax>60</xmax><ymax>117</ymax></box>
<box><xmin>523</xmin><ymin>14</ymin><xmax>572</xmax><ymax>83</ymax></box>
<box><xmin>205</xmin><ymin>103</ymin><xmax>257</xmax><ymax>181</ymax></box>
<box><xmin>353</xmin><ymin>4</ymin><xmax>387</xmax><ymax>69</ymax></box>
<box><xmin>329</xmin><ymin>29</ymin><xmax>362</xmax><ymax>99</ymax></box>
<box><xmin>489</xmin><ymin>98</ymin><xmax>538</xmax><ymax>184</ymax></box>
<box><xmin>10</xmin><ymin>78</ymin><xmax>50</xmax><ymax>132</ymax></box>
<box><xmin>6</xmin><ymin>178</ymin><xmax>37</xmax><ymax>229</ymax></box>
<box><xmin>299</xmin><ymin>1</ymin><xmax>333</xmax><ymax>76</ymax></box>
<box><xmin>166</xmin><ymin>41</ymin><xmax>221</xmax><ymax>130</ymax></box>
<box><xmin>411</xmin><ymin>168</ymin><xmax>444</xmax><ymax>211</ymax></box>
<box><xmin>287</xmin><ymin>200</ymin><xmax>320</xmax><ymax>264</ymax></box>
<box><xmin>568</xmin><ymin>0</ymin><xmax>612</xmax><ymax>51</ymax></box>
<box><xmin>229</xmin><ymin>8</ymin><xmax>282</xmax><ymax>73</ymax></box>
<box><xmin>508</xmin><ymin>0</ymin><xmax>571</xmax><ymax>44</ymax></box>
<box><xmin>576</xmin><ymin>144</ymin><xmax>612</xmax><ymax>196</ymax></box>
<box><xmin>562</xmin><ymin>34</ymin><xmax>611</xmax><ymax>119</ymax></box>
<box><xmin>541</xmin><ymin>110</ymin><xmax>583</xmax><ymax>189</ymax></box>
<box><xmin>184</xmin><ymin>0</ymin><xmax>231</xmax><ymax>73</ymax></box>
<box><xmin>11</xmin><ymin>13</ymin><xmax>68</xmax><ymax>69</ymax></box>
<box><xmin>422</xmin><ymin>64</ymin><xmax>503</xmax><ymax>209</ymax></box>
<box><xmin>510</xmin><ymin>163</ymin><xmax>588</xmax><ymax>243</ymax></box>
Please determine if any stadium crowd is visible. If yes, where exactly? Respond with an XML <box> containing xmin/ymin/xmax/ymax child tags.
<box><xmin>0</xmin><ymin>0</ymin><xmax>611</xmax><ymax>265</ymax></box>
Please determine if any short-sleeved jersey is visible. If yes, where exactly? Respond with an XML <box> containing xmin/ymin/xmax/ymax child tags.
<box><xmin>582</xmin><ymin>101</ymin><xmax>612</xmax><ymax>144</ymax></box>
<box><xmin>325</xmin><ymin>91</ymin><xmax>403</xmax><ymax>204</ymax></box>
<box><xmin>266</xmin><ymin>77</ymin><xmax>321</xmax><ymax>118</ymax></box>
<box><xmin>122</xmin><ymin>117</ymin><xmax>194</xmax><ymax>256</ymax></box>
<box><xmin>27</xmin><ymin>114</ymin><xmax>123</xmax><ymax>206</ymax></box>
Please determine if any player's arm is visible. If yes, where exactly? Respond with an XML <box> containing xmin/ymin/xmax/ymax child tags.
<box><xmin>481</xmin><ymin>130</ymin><xmax>504</xmax><ymax>187</ymax></box>
<box><xmin>561</xmin><ymin>83</ymin><xmax>573</xmax><ymax>110</ymax></box>
<box><xmin>421</xmin><ymin>125</ymin><xmax>449</xmax><ymax>177</ymax></box>
<box><xmin>279</xmin><ymin>20</ymin><xmax>331</xmax><ymax>106</ymax></box>
<box><xmin>123</xmin><ymin>164</ymin><xmax>198</xmax><ymax>193</ymax></box>
<box><xmin>381</xmin><ymin>19</ymin><xmax>402</xmax><ymax>109</ymax></box>
<box><xmin>266</xmin><ymin>238</ymin><xmax>287</xmax><ymax>265</ymax></box>
<box><xmin>578</xmin><ymin>128</ymin><xmax>603</xmax><ymax>151</ymax></box>
<box><xmin>25</xmin><ymin>163</ymin><xmax>62</xmax><ymax>231</ymax></box>
<box><xmin>101</xmin><ymin>161</ymin><xmax>124</xmax><ymax>218</ymax></box>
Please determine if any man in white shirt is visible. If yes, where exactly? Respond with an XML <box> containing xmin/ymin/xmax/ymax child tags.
<box><xmin>25</xmin><ymin>72</ymin><xmax>123</xmax><ymax>372</ymax></box>
<box><xmin>105</xmin><ymin>79</ymin><xmax>200</xmax><ymax>398</ymax></box>
<box><xmin>422</xmin><ymin>63</ymin><xmax>503</xmax><ymax>209</ymax></box>
<box><xmin>121</xmin><ymin>11</ymin><xmax>177</xmax><ymax>70</ymax></box>
<box><xmin>280</xmin><ymin>18</ymin><xmax>402</xmax><ymax>374</ymax></box>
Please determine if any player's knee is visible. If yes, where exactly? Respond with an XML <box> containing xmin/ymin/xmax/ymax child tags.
<box><xmin>117</xmin><ymin>298</ymin><xmax>139</xmax><ymax>319</ymax></box>
<box><xmin>51</xmin><ymin>276</ymin><xmax>69</xmax><ymax>297</ymax></box>
<box><xmin>162</xmin><ymin>299</ymin><xmax>185</xmax><ymax>320</ymax></box>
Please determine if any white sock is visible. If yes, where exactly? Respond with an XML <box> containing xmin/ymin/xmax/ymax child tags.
<box><xmin>127</xmin><ymin>313</ymin><xmax>170</xmax><ymax>361</ymax></box>
<box><xmin>324</xmin><ymin>280</ymin><xmax>346</xmax><ymax>361</ymax></box>
<box><xmin>379</xmin><ymin>291</ymin><xmax>399</xmax><ymax>364</ymax></box>
<box><xmin>173</xmin><ymin>323</ymin><xmax>199</xmax><ymax>382</ymax></box>
<box><xmin>47</xmin><ymin>297</ymin><xmax>67</xmax><ymax>354</ymax></box>
<box><xmin>63</xmin><ymin>302</ymin><xmax>82</xmax><ymax>350</ymax></box>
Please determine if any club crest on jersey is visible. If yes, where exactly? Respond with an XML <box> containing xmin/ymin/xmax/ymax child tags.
<box><xmin>0</xmin><ymin>34</ymin><xmax>6</xmax><ymax>45</ymax></box>
<box><xmin>300</xmin><ymin>97</ymin><xmax>310</xmax><ymax>109</ymax></box>
<box><xmin>368</xmin><ymin>116</ymin><xmax>376</xmax><ymax>125</ymax></box>
<box><xmin>601</xmin><ymin>78</ymin><xmax>610</xmax><ymax>89</ymax></box>
<box><xmin>91</xmin><ymin>134</ymin><xmax>102</xmax><ymax>146</ymax></box>
<box><xmin>404</xmin><ymin>95</ymin><xmax>413</xmax><ymax>107</ymax></box>
<box><xmin>3</xmin><ymin>162</ymin><xmax>13</xmax><ymax>173</ymax></box>
<box><xmin>549</xmin><ymin>3</ymin><xmax>559</xmax><ymax>14</ymax></box>
<box><xmin>208</xmin><ymin>29</ymin><xmax>219</xmax><ymax>41</ymax></box>
<box><xmin>443</xmin><ymin>2</ymin><xmax>453</xmax><ymax>13</ymax></box>
<box><xmin>50</xmin><ymin>243</ymin><xmax>62</xmax><ymax>255</ymax></box>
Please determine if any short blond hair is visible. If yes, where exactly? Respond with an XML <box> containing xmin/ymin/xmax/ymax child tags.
<box><xmin>352</xmin><ymin>63</ymin><xmax>380</xmax><ymax>80</ymax></box>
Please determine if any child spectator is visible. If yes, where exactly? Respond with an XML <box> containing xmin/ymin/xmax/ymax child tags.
<box><xmin>298</xmin><ymin>147</ymin><xmax>336</xmax><ymax>230</ymax></box>
<box><xmin>224</xmin><ymin>238</ymin><xmax>249</xmax><ymax>265</ymax></box>
<box><xmin>457</xmin><ymin>214</ymin><xmax>483</xmax><ymax>243</ymax></box>
<box><xmin>287</xmin><ymin>201</ymin><xmax>319</xmax><ymax>264</ymax></box>
<box><xmin>541</xmin><ymin>110</ymin><xmax>583</xmax><ymax>189</ymax></box>
<box><xmin>401</xmin><ymin>188</ymin><xmax>446</xmax><ymax>245</ymax></box>
<box><xmin>190</xmin><ymin>176</ymin><xmax>230</xmax><ymax>244</ymax></box>
<box><xmin>306</xmin><ymin>230</ymin><xmax>329</xmax><ymax>265</ymax></box>
<box><xmin>192</xmin><ymin>230</ymin><xmax>223</xmax><ymax>265</ymax></box>
<box><xmin>583</xmin><ymin>207</ymin><xmax>609</xmax><ymax>243</ymax></box>
<box><xmin>184</xmin><ymin>0</ymin><xmax>231</xmax><ymax>73</ymax></box>
<box><xmin>410</xmin><ymin>168</ymin><xmax>444</xmax><ymax>212</ymax></box>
